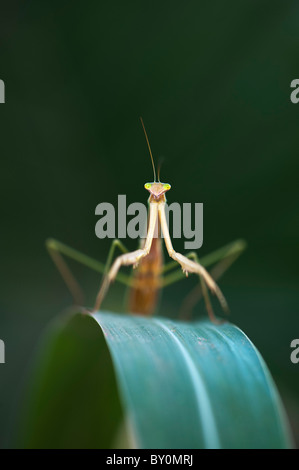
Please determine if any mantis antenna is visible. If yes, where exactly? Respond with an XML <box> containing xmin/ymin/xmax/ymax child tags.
<box><xmin>140</xmin><ymin>116</ymin><xmax>156</xmax><ymax>182</ymax></box>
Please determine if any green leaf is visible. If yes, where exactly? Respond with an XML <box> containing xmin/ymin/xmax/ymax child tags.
<box><xmin>19</xmin><ymin>311</ymin><xmax>292</xmax><ymax>449</ymax></box>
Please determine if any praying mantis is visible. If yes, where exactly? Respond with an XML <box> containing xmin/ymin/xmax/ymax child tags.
<box><xmin>46</xmin><ymin>119</ymin><xmax>246</xmax><ymax>323</ymax></box>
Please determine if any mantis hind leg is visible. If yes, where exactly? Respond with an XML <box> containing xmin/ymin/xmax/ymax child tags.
<box><xmin>46</xmin><ymin>238</ymin><xmax>132</xmax><ymax>308</ymax></box>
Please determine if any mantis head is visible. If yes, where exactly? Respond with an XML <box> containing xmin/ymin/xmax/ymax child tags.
<box><xmin>144</xmin><ymin>182</ymin><xmax>171</xmax><ymax>201</ymax></box>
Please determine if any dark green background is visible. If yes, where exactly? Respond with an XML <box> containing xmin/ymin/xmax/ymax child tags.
<box><xmin>0</xmin><ymin>0</ymin><xmax>299</xmax><ymax>447</ymax></box>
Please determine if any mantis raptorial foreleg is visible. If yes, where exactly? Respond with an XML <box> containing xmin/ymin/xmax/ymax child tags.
<box><xmin>158</xmin><ymin>202</ymin><xmax>229</xmax><ymax>319</ymax></box>
<box><xmin>161</xmin><ymin>239</ymin><xmax>246</xmax><ymax>286</ymax></box>
<box><xmin>179</xmin><ymin>242</ymin><xmax>246</xmax><ymax>319</ymax></box>
<box><xmin>92</xmin><ymin>202</ymin><xmax>159</xmax><ymax>312</ymax></box>
<box><xmin>159</xmin><ymin>239</ymin><xmax>246</xmax><ymax>320</ymax></box>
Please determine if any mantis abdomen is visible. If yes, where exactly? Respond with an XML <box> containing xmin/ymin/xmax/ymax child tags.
<box><xmin>129</xmin><ymin>222</ymin><xmax>163</xmax><ymax>315</ymax></box>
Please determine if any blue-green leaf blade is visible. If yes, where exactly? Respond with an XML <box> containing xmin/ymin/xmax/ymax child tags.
<box><xmin>19</xmin><ymin>311</ymin><xmax>292</xmax><ymax>449</ymax></box>
<box><xmin>92</xmin><ymin>312</ymin><xmax>292</xmax><ymax>449</ymax></box>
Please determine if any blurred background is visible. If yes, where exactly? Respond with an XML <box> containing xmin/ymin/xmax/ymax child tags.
<box><xmin>0</xmin><ymin>0</ymin><xmax>299</xmax><ymax>447</ymax></box>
